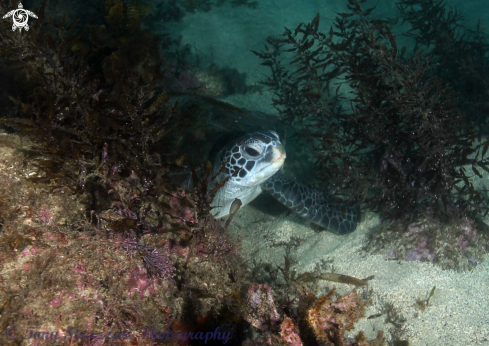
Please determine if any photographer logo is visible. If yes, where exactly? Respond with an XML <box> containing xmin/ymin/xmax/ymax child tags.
<box><xmin>2</xmin><ymin>2</ymin><xmax>37</xmax><ymax>31</ymax></box>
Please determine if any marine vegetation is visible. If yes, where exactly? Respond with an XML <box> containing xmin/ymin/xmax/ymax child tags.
<box><xmin>366</xmin><ymin>213</ymin><xmax>489</xmax><ymax>270</ymax></box>
<box><xmin>1</xmin><ymin>1</ymin><xmax>377</xmax><ymax>344</ymax></box>
<box><xmin>253</xmin><ymin>0</ymin><xmax>489</xmax><ymax>222</ymax></box>
<box><xmin>397</xmin><ymin>0</ymin><xmax>489</xmax><ymax>133</ymax></box>
<box><xmin>0</xmin><ymin>0</ymin><xmax>171</xmax><ymax>192</ymax></box>
<box><xmin>242</xmin><ymin>248</ymin><xmax>384</xmax><ymax>345</ymax></box>
<box><xmin>1</xmin><ymin>0</ymin><xmax>483</xmax><ymax>344</ymax></box>
<box><xmin>0</xmin><ymin>0</ymin><xmax>248</xmax><ymax>344</ymax></box>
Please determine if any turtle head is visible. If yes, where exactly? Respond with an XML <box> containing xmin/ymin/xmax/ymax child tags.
<box><xmin>216</xmin><ymin>130</ymin><xmax>286</xmax><ymax>187</ymax></box>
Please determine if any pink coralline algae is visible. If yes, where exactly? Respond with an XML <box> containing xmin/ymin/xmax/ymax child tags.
<box><xmin>305</xmin><ymin>288</ymin><xmax>380</xmax><ymax>345</ymax></box>
<box><xmin>72</xmin><ymin>264</ymin><xmax>87</xmax><ymax>273</ymax></box>
<box><xmin>280</xmin><ymin>317</ymin><xmax>303</xmax><ymax>346</ymax></box>
<box><xmin>37</xmin><ymin>207</ymin><xmax>51</xmax><ymax>224</ymax></box>
<box><xmin>127</xmin><ymin>266</ymin><xmax>157</xmax><ymax>300</ymax></box>
<box><xmin>170</xmin><ymin>188</ymin><xmax>196</xmax><ymax>224</ymax></box>
<box><xmin>405</xmin><ymin>237</ymin><xmax>435</xmax><ymax>262</ymax></box>
<box><xmin>48</xmin><ymin>295</ymin><xmax>63</xmax><ymax>308</ymax></box>
<box><xmin>243</xmin><ymin>282</ymin><xmax>281</xmax><ymax>331</ymax></box>
<box><xmin>458</xmin><ymin>235</ymin><xmax>469</xmax><ymax>250</ymax></box>
<box><xmin>458</xmin><ymin>227</ymin><xmax>477</xmax><ymax>250</ymax></box>
<box><xmin>21</xmin><ymin>245</ymin><xmax>43</xmax><ymax>257</ymax></box>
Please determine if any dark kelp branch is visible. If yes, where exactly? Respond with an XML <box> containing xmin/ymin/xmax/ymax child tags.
<box><xmin>0</xmin><ymin>0</ymin><xmax>174</xmax><ymax>193</ymax></box>
<box><xmin>254</xmin><ymin>0</ymin><xmax>489</xmax><ymax>221</ymax></box>
<box><xmin>397</xmin><ymin>0</ymin><xmax>489</xmax><ymax>133</ymax></box>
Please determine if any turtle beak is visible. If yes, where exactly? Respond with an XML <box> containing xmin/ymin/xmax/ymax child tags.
<box><xmin>271</xmin><ymin>143</ymin><xmax>286</xmax><ymax>169</ymax></box>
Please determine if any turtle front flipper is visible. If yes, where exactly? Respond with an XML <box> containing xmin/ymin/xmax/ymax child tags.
<box><xmin>262</xmin><ymin>174</ymin><xmax>360</xmax><ymax>234</ymax></box>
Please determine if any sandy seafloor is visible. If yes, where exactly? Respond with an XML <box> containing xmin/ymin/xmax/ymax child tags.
<box><xmin>164</xmin><ymin>0</ymin><xmax>489</xmax><ymax>345</ymax></box>
<box><xmin>226</xmin><ymin>200</ymin><xmax>489</xmax><ymax>345</ymax></box>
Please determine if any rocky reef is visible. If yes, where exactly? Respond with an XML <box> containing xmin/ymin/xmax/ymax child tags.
<box><xmin>1</xmin><ymin>0</ymin><xmax>488</xmax><ymax>345</ymax></box>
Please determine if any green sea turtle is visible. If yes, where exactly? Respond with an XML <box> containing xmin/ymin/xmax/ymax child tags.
<box><xmin>207</xmin><ymin>130</ymin><xmax>360</xmax><ymax>234</ymax></box>
<box><xmin>163</xmin><ymin>95</ymin><xmax>360</xmax><ymax>234</ymax></box>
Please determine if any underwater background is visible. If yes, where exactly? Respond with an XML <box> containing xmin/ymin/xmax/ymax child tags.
<box><xmin>0</xmin><ymin>0</ymin><xmax>489</xmax><ymax>345</ymax></box>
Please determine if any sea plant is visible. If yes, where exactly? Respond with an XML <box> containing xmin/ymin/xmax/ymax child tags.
<box><xmin>253</xmin><ymin>0</ymin><xmax>489</xmax><ymax>221</ymax></box>
<box><xmin>241</xmin><ymin>280</ymin><xmax>385</xmax><ymax>345</ymax></box>
<box><xmin>0</xmin><ymin>0</ymin><xmax>248</xmax><ymax>341</ymax></box>
<box><xmin>0</xmin><ymin>0</ymin><xmax>172</xmax><ymax>193</ymax></box>
<box><xmin>397</xmin><ymin>0</ymin><xmax>489</xmax><ymax>133</ymax></box>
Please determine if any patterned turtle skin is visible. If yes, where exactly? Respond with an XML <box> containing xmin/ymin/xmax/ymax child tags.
<box><xmin>210</xmin><ymin>131</ymin><xmax>286</xmax><ymax>218</ymax></box>
<box><xmin>261</xmin><ymin>174</ymin><xmax>360</xmax><ymax>234</ymax></box>
<box><xmin>211</xmin><ymin>130</ymin><xmax>360</xmax><ymax>234</ymax></box>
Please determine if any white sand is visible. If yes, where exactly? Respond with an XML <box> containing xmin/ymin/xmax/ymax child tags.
<box><xmin>228</xmin><ymin>204</ymin><xmax>489</xmax><ymax>345</ymax></box>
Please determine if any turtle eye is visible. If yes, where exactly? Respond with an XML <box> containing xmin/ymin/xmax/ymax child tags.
<box><xmin>244</xmin><ymin>146</ymin><xmax>260</xmax><ymax>157</ymax></box>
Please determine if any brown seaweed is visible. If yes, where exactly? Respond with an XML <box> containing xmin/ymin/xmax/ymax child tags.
<box><xmin>253</xmin><ymin>0</ymin><xmax>489</xmax><ymax>221</ymax></box>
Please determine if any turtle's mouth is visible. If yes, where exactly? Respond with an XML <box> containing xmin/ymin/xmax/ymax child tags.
<box><xmin>256</xmin><ymin>143</ymin><xmax>285</xmax><ymax>176</ymax></box>
<box><xmin>271</xmin><ymin>143</ymin><xmax>286</xmax><ymax>169</ymax></box>
<box><xmin>243</xmin><ymin>143</ymin><xmax>286</xmax><ymax>185</ymax></box>
<box><xmin>250</xmin><ymin>143</ymin><xmax>287</xmax><ymax>179</ymax></box>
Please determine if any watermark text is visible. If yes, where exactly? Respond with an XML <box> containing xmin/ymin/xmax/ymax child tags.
<box><xmin>6</xmin><ymin>326</ymin><xmax>232</xmax><ymax>344</ymax></box>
